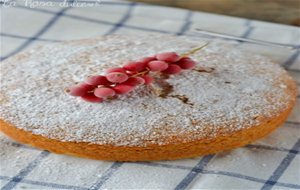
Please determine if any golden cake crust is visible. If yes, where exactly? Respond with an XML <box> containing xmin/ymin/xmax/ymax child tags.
<box><xmin>0</xmin><ymin>34</ymin><xmax>298</xmax><ymax>161</ymax></box>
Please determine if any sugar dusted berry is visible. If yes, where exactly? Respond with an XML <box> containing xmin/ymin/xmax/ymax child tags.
<box><xmin>123</xmin><ymin>61</ymin><xmax>146</xmax><ymax>72</ymax></box>
<box><xmin>106</xmin><ymin>72</ymin><xmax>128</xmax><ymax>83</ymax></box>
<box><xmin>148</xmin><ymin>60</ymin><xmax>168</xmax><ymax>72</ymax></box>
<box><xmin>67</xmin><ymin>83</ymin><xmax>93</xmax><ymax>97</ymax></box>
<box><xmin>67</xmin><ymin>85</ymin><xmax>86</xmax><ymax>97</ymax></box>
<box><xmin>177</xmin><ymin>57</ymin><xmax>196</xmax><ymax>69</ymax></box>
<box><xmin>162</xmin><ymin>64</ymin><xmax>182</xmax><ymax>75</ymax></box>
<box><xmin>139</xmin><ymin>56</ymin><xmax>156</xmax><ymax>63</ymax></box>
<box><xmin>123</xmin><ymin>77</ymin><xmax>145</xmax><ymax>86</ymax></box>
<box><xmin>85</xmin><ymin>75</ymin><xmax>110</xmax><ymax>86</ymax></box>
<box><xmin>79</xmin><ymin>83</ymin><xmax>95</xmax><ymax>91</ymax></box>
<box><xmin>156</xmin><ymin>52</ymin><xmax>180</xmax><ymax>62</ymax></box>
<box><xmin>106</xmin><ymin>67</ymin><xmax>126</xmax><ymax>74</ymax></box>
<box><xmin>94</xmin><ymin>87</ymin><xmax>116</xmax><ymax>98</ymax></box>
<box><xmin>81</xmin><ymin>93</ymin><xmax>103</xmax><ymax>103</ymax></box>
<box><xmin>113</xmin><ymin>84</ymin><xmax>135</xmax><ymax>94</ymax></box>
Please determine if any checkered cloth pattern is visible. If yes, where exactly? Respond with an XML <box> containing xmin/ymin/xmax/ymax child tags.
<box><xmin>1</xmin><ymin>0</ymin><xmax>300</xmax><ymax>189</ymax></box>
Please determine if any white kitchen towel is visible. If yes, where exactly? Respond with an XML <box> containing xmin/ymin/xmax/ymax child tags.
<box><xmin>0</xmin><ymin>0</ymin><xmax>299</xmax><ymax>189</ymax></box>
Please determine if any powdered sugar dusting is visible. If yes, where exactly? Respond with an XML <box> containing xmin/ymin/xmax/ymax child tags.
<box><xmin>0</xmin><ymin>34</ymin><xmax>295</xmax><ymax>146</ymax></box>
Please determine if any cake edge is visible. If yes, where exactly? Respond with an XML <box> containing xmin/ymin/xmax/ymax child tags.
<box><xmin>0</xmin><ymin>82</ymin><xmax>296</xmax><ymax>161</ymax></box>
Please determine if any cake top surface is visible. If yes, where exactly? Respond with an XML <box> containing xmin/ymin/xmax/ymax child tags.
<box><xmin>0</xmin><ymin>34</ymin><xmax>296</xmax><ymax>146</ymax></box>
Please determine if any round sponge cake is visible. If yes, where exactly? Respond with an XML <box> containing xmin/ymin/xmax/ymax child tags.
<box><xmin>0</xmin><ymin>35</ymin><xmax>297</xmax><ymax>161</ymax></box>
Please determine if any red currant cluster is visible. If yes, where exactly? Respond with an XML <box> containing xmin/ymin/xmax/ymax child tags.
<box><xmin>67</xmin><ymin>52</ymin><xmax>198</xmax><ymax>103</ymax></box>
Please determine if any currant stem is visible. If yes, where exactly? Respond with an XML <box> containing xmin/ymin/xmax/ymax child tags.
<box><xmin>180</xmin><ymin>42</ymin><xmax>210</xmax><ymax>57</ymax></box>
<box><xmin>131</xmin><ymin>70</ymin><xmax>149</xmax><ymax>77</ymax></box>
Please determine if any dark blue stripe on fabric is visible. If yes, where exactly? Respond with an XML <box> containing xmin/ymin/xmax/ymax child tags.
<box><xmin>0</xmin><ymin>32</ymin><xmax>61</xmax><ymax>42</ymax></box>
<box><xmin>236</xmin><ymin>19</ymin><xmax>254</xmax><ymax>43</ymax></box>
<box><xmin>176</xmin><ymin>11</ymin><xmax>193</xmax><ymax>36</ymax></box>
<box><xmin>245</xmin><ymin>144</ymin><xmax>299</xmax><ymax>154</ymax></box>
<box><xmin>137</xmin><ymin>162</ymin><xmax>189</xmax><ymax>170</ymax></box>
<box><xmin>109</xmin><ymin>24</ymin><xmax>172</xmax><ymax>34</ymax></box>
<box><xmin>285</xmin><ymin>121</ymin><xmax>300</xmax><ymax>128</ymax></box>
<box><xmin>104</xmin><ymin>2</ymin><xmax>136</xmax><ymax>35</ymax></box>
<box><xmin>241</xmin><ymin>26</ymin><xmax>254</xmax><ymax>39</ymax></box>
<box><xmin>241</xmin><ymin>20</ymin><xmax>254</xmax><ymax>38</ymax></box>
<box><xmin>135</xmin><ymin>162</ymin><xmax>300</xmax><ymax>189</ymax></box>
<box><xmin>287</xmin><ymin>68</ymin><xmax>300</xmax><ymax>72</ymax></box>
<box><xmin>286</xmin><ymin>121</ymin><xmax>300</xmax><ymax>125</ymax></box>
<box><xmin>1</xmin><ymin>5</ymin><xmax>72</xmax><ymax>61</ymax></box>
<box><xmin>261</xmin><ymin>139</ymin><xmax>300</xmax><ymax>190</ymax></box>
<box><xmin>174</xmin><ymin>155</ymin><xmax>215</xmax><ymax>190</ymax></box>
<box><xmin>4</xmin><ymin>141</ymin><xmax>35</xmax><ymax>150</ymax></box>
<box><xmin>283</xmin><ymin>49</ymin><xmax>300</xmax><ymax>69</ymax></box>
<box><xmin>89</xmin><ymin>162</ymin><xmax>123</xmax><ymax>190</ymax></box>
<box><xmin>203</xmin><ymin>170</ymin><xmax>300</xmax><ymax>189</ymax></box>
<box><xmin>1</xmin><ymin>151</ymin><xmax>50</xmax><ymax>190</ymax></box>
<box><xmin>0</xmin><ymin>175</ymin><xmax>88</xmax><ymax>190</ymax></box>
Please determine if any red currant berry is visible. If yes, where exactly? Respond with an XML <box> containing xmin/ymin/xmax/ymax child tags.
<box><xmin>106</xmin><ymin>72</ymin><xmax>129</xmax><ymax>83</ymax></box>
<box><xmin>123</xmin><ymin>61</ymin><xmax>147</xmax><ymax>72</ymax></box>
<box><xmin>81</xmin><ymin>93</ymin><xmax>103</xmax><ymax>103</ymax></box>
<box><xmin>139</xmin><ymin>56</ymin><xmax>156</xmax><ymax>63</ymax></box>
<box><xmin>162</xmin><ymin>64</ymin><xmax>182</xmax><ymax>75</ymax></box>
<box><xmin>106</xmin><ymin>67</ymin><xmax>126</xmax><ymax>74</ymax></box>
<box><xmin>113</xmin><ymin>84</ymin><xmax>135</xmax><ymax>94</ymax></box>
<box><xmin>67</xmin><ymin>83</ymin><xmax>94</xmax><ymax>97</ymax></box>
<box><xmin>147</xmin><ymin>60</ymin><xmax>168</xmax><ymax>71</ymax></box>
<box><xmin>123</xmin><ymin>77</ymin><xmax>145</xmax><ymax>86</ymax></box>
<box><xmin>177</xmin><ymin>57</ymin><xmax>196</xmax><ymax>69</ymax></box>
<box><xmin>85</xmin><ymin>75</ymin><xmax>111</xmax><ymax>86</ymax></box>
<box><xmin>156</xmin><ymin>52</ymin><xmax>180</xmax><ymax>62</ymax></box>
<box><xmin>94</xmin><ymin>87</ymin><xmax>116</xmax><ymax>98</ymax></box>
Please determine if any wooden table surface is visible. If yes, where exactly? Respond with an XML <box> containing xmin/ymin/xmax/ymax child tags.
<box><xmin>130</xmin><ymin>0</ymin><xmax>300</xmax><ymax>26</ymax></box>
